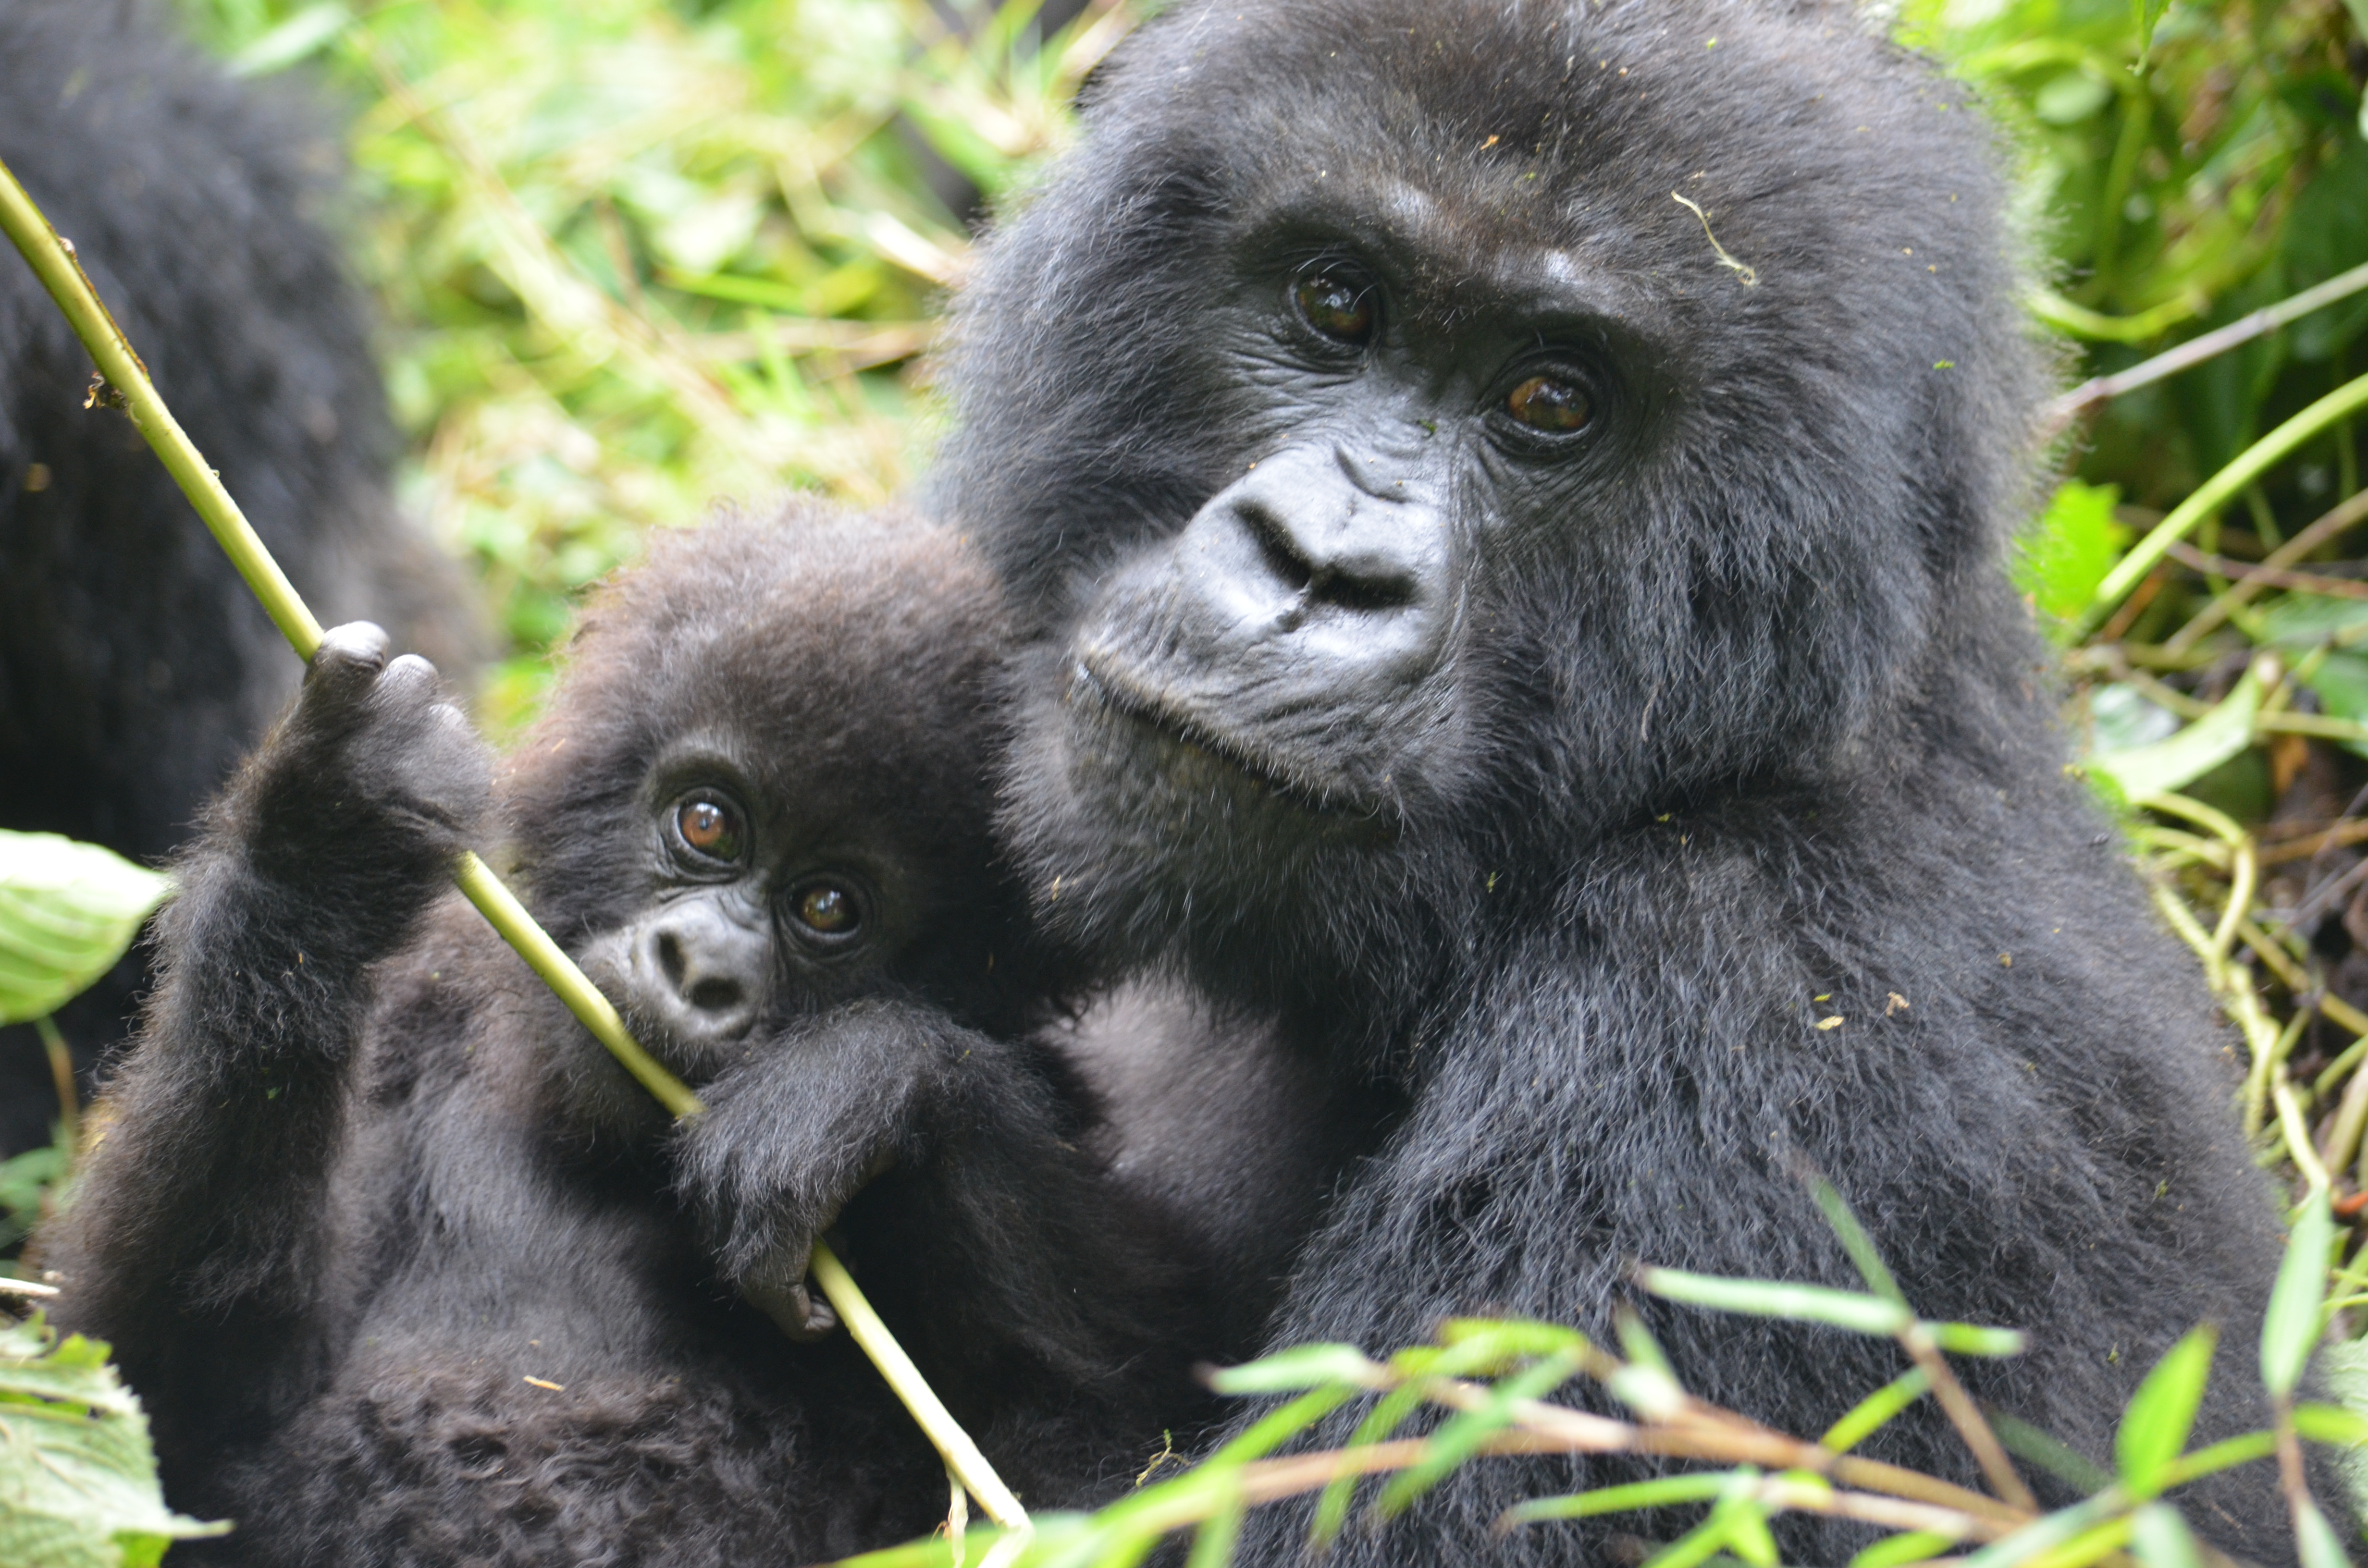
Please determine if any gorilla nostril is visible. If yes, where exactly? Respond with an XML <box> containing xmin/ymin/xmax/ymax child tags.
<box><xmin>1310</xmin><ymin>565</ymin><xmax>1417</xmax><ymax>614</ymax></box>
<box><xmin>685</xmin><ymin>976</ymin><xmax>743</xmax><ymax>1014</ymax></box>
<box><xmin>1239</xmin><ymin>502</ymin><xmax>1314</xmax><ymax>594</ymax></box>
<box><xmin>654</xmin><ymin>931</ymin><xmax>688</xmax><ymax>989</ymax></box>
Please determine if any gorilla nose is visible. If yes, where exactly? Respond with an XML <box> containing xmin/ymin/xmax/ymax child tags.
<box><xmin>632</xmin><ymin>900</ymin><xmax>769</xmax><ymax>1044</ymax></box>
<box><xmin>1177</xmin><ymin>442</ymin><xmax>1450</xmax><ymax>680</ymax></box>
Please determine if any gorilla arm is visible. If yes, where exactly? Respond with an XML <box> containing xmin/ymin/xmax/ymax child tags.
<box><xmin>672</xmin><ymin>1000</ymin><xmax>1213</xmax><ymax>1489</ymax></box>
<box><xmin>46</xmin><ymin>624</ymin><xmax>489</xmax><ymax>1430</ymax></box>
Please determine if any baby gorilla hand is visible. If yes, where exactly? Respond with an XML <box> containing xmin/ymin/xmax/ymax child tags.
<box><xmin>244</xmin><ymin>622</ymin><xmax>491</xmax><ymax>891</ymax></box>
<box><xmin>672</xmin><ymin>1001</ymin><xmax>964</xmax><ymax>1340</ymax></box>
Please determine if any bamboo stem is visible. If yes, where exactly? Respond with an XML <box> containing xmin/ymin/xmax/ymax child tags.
<box><xmin>0</xmin><ymin>149</ymin><xmax>1023</xmax><ymax>1529</ymax></box>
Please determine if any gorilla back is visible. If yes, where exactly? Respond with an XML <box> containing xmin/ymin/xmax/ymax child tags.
<box><xmin>936</xmin><ymin>0</ymin><xmax>2319</xmax><ymax>1558</ymax></box>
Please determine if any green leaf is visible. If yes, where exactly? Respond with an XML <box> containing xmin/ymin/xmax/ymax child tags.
<box><xmin>2264</xmin><ymin>1188</ymin><xmax>2337</xmax><ymax>1401</ymax></box>
<box><xmin>1205</xmin><ymin>1344</ymin><xmax>1384</xmax><ymax>1396</ymax></box>
<box><xmin>2014</xmin><ymin>481</ymin><xmax>2127</xmax><ymax>627</ymax></box>
<box><xmin>1375</xmin><ymin>1348</ymin><xmax>1583</xmax><ymax>1518</ymax></box>
<box><xmin>1822</xmin><ymin>1368</ymin><xmax>1931</xmax><ymax>1454</ymax></box>
<box><xmin>1993</xmin><ymin>1413</ymin><xmax>2114</xmax><ymax>1494</ymax></box>
<box><xmin>2294</xmin><ymin>1403</ymin><xmax>2368</xmax><ymax>1448</ymax></box>
<box><xmin>2088</xmin><ymin>661</ymin><xmax>2268</xmax><ymax>803</ymax></box>
<box><xmin>227</xmin><ymin>2</ymin><xmax>350</xmax><ymax>77</ymax></box>
<box><xmin>1505</xmin><ymin>1472</ymin><xmax>1742</xmax><ymax>1526</ymax></box>
<box><xmin>0</xmin><ymin>1316</ymin><xmax>227</xmax><ymax>1568</ymax></box>
<box><xmin>0</xmin><ymin>832</ymin><xmax>171</xmax><ymax>1028</ymax></box>
<box><xmin>1851</xmin><ymin>1530</ymin><xmax>1962</xmax><ymax>1568</ymax></box>
<box><xmin>2130</xmin><ymin>0</ymin><xmax>2170</xmax><ymax>64</ymax></box>
<box><xmin>1929</xmin><ymin>1323</ymin><xmax>2029</xmax><ymax>1358</ymax></box>
<box><xmin>2130</xmin><ymin>1504</ymin><xmax>2202</xmax><ymax>1568</ymax></box>
<box><xmin>1635</xmin><ymin>1268</ymin><xmax>1911</xmax><ymax>1335</ymax></box>
<box><xmin>1810</xmin><ymin>1180</ymin><xmax>1907</xmax><ymax>1305</ymax></box>
<box><xmin>1960</xmin><ymin>1497</ymin><xmax>2117</xmax><ymax>1568</ymax></box>
<box><xmin>2118</xmin><ymin>1325</ymin><xmax>2219</xmax><ymax>1498</ymax></box>
<box><xmin>2294</xmin><ymin>1497</ymin><xmax>2356</xmax><ymax>1568</ymax></box>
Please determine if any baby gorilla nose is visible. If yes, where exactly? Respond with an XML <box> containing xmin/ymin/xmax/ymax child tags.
<box><xmin>629</xmin><ymin>898</ymin><xmax>769</xmax><ymax>1048</ymax></box>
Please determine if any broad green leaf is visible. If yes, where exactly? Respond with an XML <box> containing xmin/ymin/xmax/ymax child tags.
<box><xmin>2264</xmin><ymin>1188</ymin><xmax>2336</xmax><ymax>1401</ymax></box>
<box><xmin>1205</xmin><ymin>1344</ymin><xmax>1382</xmax><ymax>1396</ymax></box>
<box><xmin>2088</xmin><ymin>662</ymin><xmax>2268</xmax><ymax>803</ymax></box>
<box><xmin>227</xmin><ymin>2</ymin><xmax>349</xmax><ymax>77</ymax></box>
<box><xmin>2299</xmin><ymin>653</ymin><xmax>2368</xmax><ymax>761</ymax></box>
<box><xmin>1851</xmin><ymin>1530</ymin><xmax>1961</xmax><ymax>1568</ymax></box>
<box><xmin>1205</xmin><ymin>1386</ymin><xmax>1356</xmax><ymax>1466</ymax></box>
<box><xmin>2131</xmin><ymin>1504</ymin><xmax>2202</xmax><ymax>1568</ymax></box>
<box><xmin>1636</xmin><ymin>1268</ymin><xmax>1911</xmax><ymax>1335</ymax></box>
<box><xmin>2015</xmin><ymin>481</ymin><xmax>2127</xmax><ymax>628</ymax></box>
<box><xmin>2119</xmin><ymin>1325</ymin><xmax>2219</xmax><ymax>1497</ymax></box>
<box><xmin>0</xmin><ymin>832</ymin><xmax>171</xmax><ymax>1027</ymax></box>
<box><xmin>0</xmin><ymin>1316</ymin><xmax>226</xmax><ymax>1568</ymax></box>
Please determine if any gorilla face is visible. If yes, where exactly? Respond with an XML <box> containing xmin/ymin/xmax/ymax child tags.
<box><xmin>945</xmin><ymin>0</ymin><xmax>2038</xmax><ymax>1019</ymax></box>
<box><xmin>1071</xmin><ymin>217</ymin><xmax>1659</xmax><ymax>821</ymax></box>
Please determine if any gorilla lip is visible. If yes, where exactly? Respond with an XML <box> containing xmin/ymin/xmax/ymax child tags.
<box><xmin>1068</xmin><ymin>645</ymin><xmax>1391</xmax><ymax>822</ymax></box>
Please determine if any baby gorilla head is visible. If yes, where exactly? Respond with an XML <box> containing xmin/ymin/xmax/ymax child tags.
<box><xmin>500</xmin><ymin>503</ymin><xmax>1028</xmax><ymax>1078</ymax></box>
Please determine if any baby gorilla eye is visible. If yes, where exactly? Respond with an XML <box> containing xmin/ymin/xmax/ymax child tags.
<box><xmin>1292</xmin><ymin>273</ymin><xmax>1375</xmax><ymax>344</ymax></box>
<box><xmin>672</xmin><ymin>794</ymin><xmax>745</xmax><ymax>864</ymax></box>
<box><xmin>1505</xmin><ymin>374</ymin><xmax>1593</xmax><ymax>434</ymax></box>
<box><xmin>788</xmin><ymin>879</ymin><xmax>863</xmax><ymax>947</ymax></box>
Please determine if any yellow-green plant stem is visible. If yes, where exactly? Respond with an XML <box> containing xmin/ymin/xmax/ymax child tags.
<box><xmin>812</xmin><ymin>1244</ymin><xmax>1031</xmax><ymax>1530</ymax></box>
<box><xmin>2080</xmin><ymin>373</ymin><xmax>2368</xmax><ymax>639</ymax></box>
<box><xmin>0</xmin><ymin>151</ymin><xmax>1025</xmax><ymax>1530</ymax></box>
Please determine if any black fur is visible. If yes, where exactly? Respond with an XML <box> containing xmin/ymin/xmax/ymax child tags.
<box><xmin>0</xmin><ymin>0</ymin><xmax>479</xmax><ymax>1153</ymax></box>
<box><xmin>43</xmin><ymin>506</ymin><xmax>1209</xmax><ymax>1564</ymax></box>
<box><xmin>932</xmin><ymin>1</ymin><xmax>2323</xmax><ymax>1560</ymax></box>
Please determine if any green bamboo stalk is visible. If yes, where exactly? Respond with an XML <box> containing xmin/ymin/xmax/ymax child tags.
<box><xmin>2077</xmin><ymin>372</ymin><xmax>2368</xmax><ymax>640</ymax></box>
<box><xmin>0</xmin><ymin>150</ymin><xmax>1025</xmax><ymax>1531</ymax></box>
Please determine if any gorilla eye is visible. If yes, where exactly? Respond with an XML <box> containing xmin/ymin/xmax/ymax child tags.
<box><xmin>672</xmin><ymin>794</ymin><xmax>745</xmax><ymax>864</ymax></box>
<box><xmin>1505</xmin><ymin>375</ymin><xmax>1593</xmax><ymax>434</ymax></box>
<box><xmin>1292</xmin><ymin>273</ymin><xmax>1375</xmax><ymax>344</ymax></box>
<box><xmin>788</xmin><ymin>879</ymin><xmax>863</xmax><ymax>948</ymax></box>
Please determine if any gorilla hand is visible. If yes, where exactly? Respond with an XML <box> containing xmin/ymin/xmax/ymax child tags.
<box><xmin>244</xmin><ymin>621</ymin><xmax>491</xmax><ymax>893</ymax></box>
<box><xmin>672</xmin><ymin>1001</ymin><xmax>968</xmax><ymax>1339</ymax></box>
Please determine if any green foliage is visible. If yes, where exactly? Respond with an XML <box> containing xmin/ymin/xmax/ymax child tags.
<box><xmin>0</xmin><ymin>832</ymin><xmax>171</xmax><ymax>1027</ymax></box>
<box><xmin>0</xmin><ymin>1317</ymin><xmax>225</xmax><ymax>1568</ymax></box>
<box><xmin>1903</xmin><ymin>0</ymin><xmax>2368</xmax><ymax>501</ymax></box>
<box><xmin>172</xmin><ymin>0</ymin><xmax>1125</xmax><ymax>732</ymax></box>
<box><xmin>2017</xmin><ymin>480</ymin><xmax>2129</xmax><ymax>628</ymax></box>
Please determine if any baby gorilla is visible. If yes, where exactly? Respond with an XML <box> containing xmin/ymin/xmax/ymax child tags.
<box><xmin>42</xmin><ymin>506</ymin><xmax>1209</xmax><ymax>1565</ymax></box>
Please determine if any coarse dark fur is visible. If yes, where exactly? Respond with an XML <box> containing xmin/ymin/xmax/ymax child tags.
<box><xmin>42</xmin><ymin>505</ymin><xmax>1211</xmax><ymax>1565</ymax></box>
<box><xmin>931</xmin><ymin>1</ymin><xmax>2329</xmax><ymax>1560</ymax></box>
<box><xmin>0</xmin><ymin>0</ymin><xmax>481</xmax><ymax>1154</ymax></box>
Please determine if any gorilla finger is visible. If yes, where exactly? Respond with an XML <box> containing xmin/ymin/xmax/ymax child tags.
<box><xmin>302</xmin><ymin>622</ymin><xmax>391</xmax><ymax>707</ymax></box>
<box><xmin>742</xmin><ymin>1277</ymin><xmax>838</xmax><ymax>1342</ymax></box>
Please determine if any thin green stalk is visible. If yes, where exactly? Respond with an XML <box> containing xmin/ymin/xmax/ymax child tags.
<box><xmin>2079</xmin><ymin>373</ymin><xmax>2368</xmax><ymax>638</ymax></box>
<box><xmin>0</xmin><ymin>149</ymin><xmax>1024</xmax><ymax>1531</ymax></box>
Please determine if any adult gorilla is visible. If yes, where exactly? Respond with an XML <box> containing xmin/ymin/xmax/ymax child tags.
<box><xmin>935</xmin><ymin>0</ymin><xmax>2308</xmax><ymax>1558</ymax></box>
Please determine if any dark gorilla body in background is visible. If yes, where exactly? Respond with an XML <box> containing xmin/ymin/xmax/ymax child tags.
<box><xmin>0</xmin><ymin>0</ymin><xmax>478</xmax><ymax>1153</ymax></box>
<box><xmin>43</xmin><ymin>509</ymin><xmax>1213</xmax><ymax>1565</ymax></box>
<box><xmin>937</xmin><ymin>1</ymin><xmax>2323</xmax><ymax>1559</ymax></box>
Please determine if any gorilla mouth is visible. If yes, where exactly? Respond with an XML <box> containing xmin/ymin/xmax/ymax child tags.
<box><xmin>1069</xmin><ymin>648</ymin><xmax>1390</xmax><ymax>821</ymax></box>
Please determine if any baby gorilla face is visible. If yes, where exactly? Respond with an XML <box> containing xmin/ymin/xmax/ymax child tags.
<box><xmin>578</xmin><ymin>745</ymin><xmax>926</xmax><ymax>1062</ymax></box>
<box><xmin>502</xmin><ymin>503</ymin><xmax>1020</xmax><ymax>1082</ymax></box>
